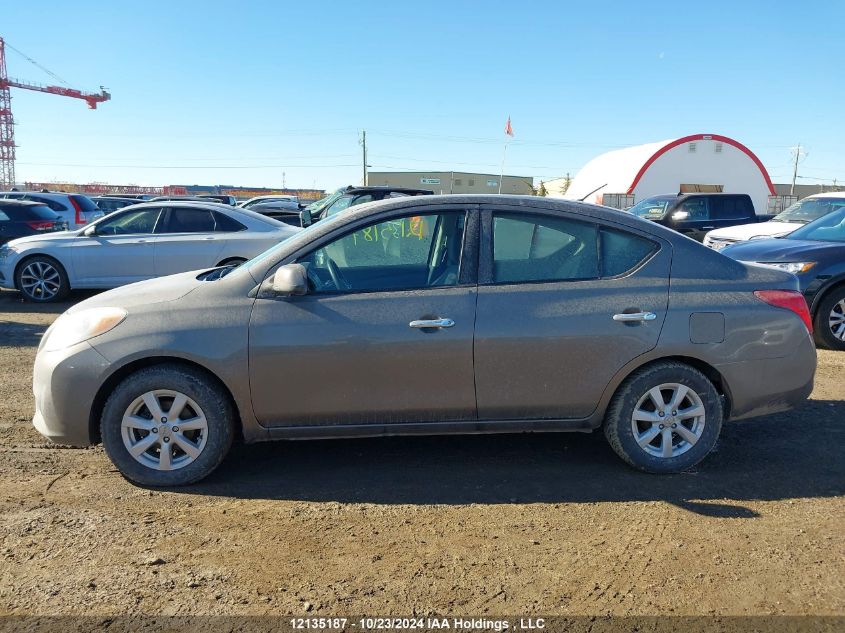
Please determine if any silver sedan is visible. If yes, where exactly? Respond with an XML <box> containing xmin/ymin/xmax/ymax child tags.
<box><xmin>0</xmin><ymin>201</ymin><xmax>300</xmax><ymax>301</ymax></box>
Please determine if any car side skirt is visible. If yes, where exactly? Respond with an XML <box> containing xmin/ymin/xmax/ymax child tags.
<box><xmin>255</xmin><ymin>417</ymin><xmax>595</xmax><ymax>442</ymax></box>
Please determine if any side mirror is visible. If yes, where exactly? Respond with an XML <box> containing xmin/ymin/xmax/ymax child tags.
<box><xmin>271</xmin><ymin>263</ymin><xmax>308</xmax><ymax>296</ymax></box>
<box><xmin>82</xmin><ymin>225</ymin><xmax>97</xmax><ymax>236</ymax></box>
<box><xmin>300</xmin><ymin>208</ymin><xmax>313</xmax><ymax>227</ymax></box>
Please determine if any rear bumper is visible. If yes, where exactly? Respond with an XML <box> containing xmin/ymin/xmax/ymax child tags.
<box><xmin>717</xmin><ymin>336</ymin><xmax>816</xmax><ymax>420</ymax></box>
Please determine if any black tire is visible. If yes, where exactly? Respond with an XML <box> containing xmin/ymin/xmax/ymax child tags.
<box><xmin>812</xmin><ymin>286</ymin><xmax>845</xmax><ymax>351</ymax></box>
<box><xmin>217</xmin><ymin>257</ymin><xmax>247</xmax><ymax>268</ymax></box>
<box><xmin>15</xmin><ymin>255</ymin><xmax>70</xmax><ymax>302</ymax></box>
<box><xmin>101</xmin><ymin>364</ymin><xmax>235</xmax><ymax>486</ymax></box>
<box><xmin>603</xmin><ymin>361</ymin><xmax>723</xmax><ymax>474</ymax></box>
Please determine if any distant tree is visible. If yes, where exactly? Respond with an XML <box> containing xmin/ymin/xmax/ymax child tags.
<box><xmin>561</xmin><ymin>173</ymin><xmax>572</xmax><ymax>194</ymax></box>
<box><xmin>538</xmin><ymin>181</ymin><xmax>548</xmax><ymax>197</ymax></box>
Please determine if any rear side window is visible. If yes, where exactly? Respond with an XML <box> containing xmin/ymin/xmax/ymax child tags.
<box><xmin>213</xmin><ymin>212</ymin><xmax>246</xmax><ymax>232</ymax></box>
<box><xmin>492</xmin><ymin>213</ymin><xmax>599</xmax><ymax>283</ymax></box>
<box><xmin>24</xmin><ymin>195</ymin><xmax>68</xmax><ymax>212</ymax></box>
<box><xmin>600</xmin><ymin>228</ymin><xmax>658</xmax><ymax>277</ymax></box>
<box><xmin>1</xmin><ymin>205</ymin><xmax>57</xmax><ymax>220</ymax></box>
<box><xmin>164</xmin><ymin>208</ymin><xmax>216</xmax><ymax>233</ymax></box>
<box><xmin>711</xmin><ymin>197</ymin><xmax>751</xmax><ymax>220</ymax></box>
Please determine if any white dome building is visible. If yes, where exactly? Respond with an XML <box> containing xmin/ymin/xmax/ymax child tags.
<box><xmin>553</xmin><ymin>134</ymin><xmax>775</xmax><ymax>215</ymax></box>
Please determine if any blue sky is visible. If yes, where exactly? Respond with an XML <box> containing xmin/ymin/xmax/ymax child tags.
<box><xmin>4</xmin><ymin>0</ymin><xmax>844</xmax><ymax>191</ymax></box>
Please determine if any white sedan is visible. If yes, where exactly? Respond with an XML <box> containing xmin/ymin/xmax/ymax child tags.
<box><xmin>0</xmin><ymin>201</ymin><xmax>300</xmax><ymax>302</ymax></box>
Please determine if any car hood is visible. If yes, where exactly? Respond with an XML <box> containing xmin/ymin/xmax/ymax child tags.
<box><xmin>707</xmin><ymin>221</ymin><xmax>802</xmax><ymax>241</ymax></box>
<box><xmin>5</xmin><ymin>230</ymin><xmax>81</xmax><ymax>247</ymax></box>
<box><xmin>67</xmin><ymin>270</ymin><xmax>205</xmax><ymax>313</ymax></box>
<box><xmin>721</xmin><ymin>238</ymin><xmax>845</xmax><ymax>262</ymax></box>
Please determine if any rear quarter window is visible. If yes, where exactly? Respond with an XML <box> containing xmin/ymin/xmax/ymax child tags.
<box><xmin>213</xmin><ymin>212</ymin><xmax>246</xmax><ymax>232</ymax></box>
<box><xmin>600</xmin><ymin>228</ymin><xmax>658</xmax><ymax>277</ymax></box>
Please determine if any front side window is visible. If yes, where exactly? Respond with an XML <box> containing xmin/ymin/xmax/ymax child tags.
<box><xmin>492</xmin><ymin>213</ymin><xmax>599</xmax><ymax>283</ymax></box>
<box><xmin>298</xmin><ymin>211</ymin><xmax>465</xmax><ymax>293</ymax></box>
<box><xmin>677</xmin><ymin>198</ymin><xmax>709</xmax><ymax>221</ymax></box>
<box><xmin>94</xmin><ymin>208</ymin><xmax>162</xmax><ymax>235</ymax></box>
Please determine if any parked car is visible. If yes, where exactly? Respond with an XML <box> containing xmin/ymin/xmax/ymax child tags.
<box><xmin>627</xmin><ymin>193</ymin><xmax>774</xmax><ymax>242</ymax></box>
<box><xmin>0</xmin><ymin>201</ymin><xmax>299</xmax><ymax>302</ymax></box>
<box><xmin>92</xmin><ymin>196</ymin><xmax>143</xmax><ymax>214</ymax></box>
<box><xmin>28</xmin><ymin>195</ymin><xmax>815</xmax><ymax>486</ymax></box>
<box><xmin>149</xmin><ymin>195</ymin><xmax>217</xmax><ymax>203</ymax></box>
<box><xmin>239</xmin><ymin>195</ymin><xmax>300</xmax><ymax>210</ymax></box>
<box><xmin>704</xmin><ymin>193</ymin><xmax>845</xmax><ymax>250</ymax></box>
<box><xmin>0</xmin><ymin>191</ymin><xmax>104</xmax><ymax>230</ymax></box>
<box><xmin>198</xmin><ymin>195</ymin><xmax>237</xmax><ymax>206</ymax></box>
<box><xmin>108</xmin><ymin>194</ymin><xmax>155</xmax><ymax>200</ymax></box>
<box><xmin>0</xmin><ymin>200</ymin><xmax>64</xmax><ymax>245</ymax></box>
<box><xmin>721</xmin><ymin>205</ymin><xmax>845</xmax><ymax>350</ymax></box>
<box><xmin>300</xmin><ymin>186</ymin><xmax>434</xmax><ymax>226</ymax></box>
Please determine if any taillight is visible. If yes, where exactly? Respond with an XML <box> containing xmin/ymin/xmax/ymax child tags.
<box><xmin>69</xmin><ymin>197</ymin><xmax>86</xmax><ymax>225</ymax></box>
<box><xmin>754</xmin><ymin>290</ymin><xmax>813</xmax><ymax>334</ymax></box>
<box><xmin>25</xmin><ymin>220</ymin><xmax>56</xmax><ymax>231</ymax></box>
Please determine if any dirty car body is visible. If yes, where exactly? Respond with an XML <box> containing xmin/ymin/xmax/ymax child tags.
<box><xmin>31</xmin><ymin>195</ymin><xmax>816</xmax><ymax>485</ymax></box>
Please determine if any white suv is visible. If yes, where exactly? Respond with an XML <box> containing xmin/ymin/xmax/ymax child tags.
<box><xmin>0</xmin><ymin>191</ymin><xmax>104</xmax><ymax>230</ymax></box>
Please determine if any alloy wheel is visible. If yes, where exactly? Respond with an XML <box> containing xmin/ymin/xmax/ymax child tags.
<box><xmin>121</xmin><ymin>390</ymin><xmax>208</xmax><ymax>471</ymax></box>
<box><xmin>630</xmin><ymin>383</ymin><xmax>706</xmax><ymax>459</ymax></box>
<box><xmin>828</xmin><ymin>299</ymin><xmax>845</xmax><ymax>341</ymax></box>
<box><xmin>20</xmin><ymin>261</ymin><xmax>61</xmax><ymax>300</ymax></box>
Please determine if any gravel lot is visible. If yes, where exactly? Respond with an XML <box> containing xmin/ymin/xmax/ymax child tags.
<box><xmin>0</xmin><ymin>289</ymin><xmax>843</xmax><ymax>620</ymax></box>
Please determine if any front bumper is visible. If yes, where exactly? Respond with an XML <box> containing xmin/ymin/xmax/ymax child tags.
<box><xmin>32</xmin><ymin>341</ymin><xmax>112</xmax><ymax>446</ymax></box>
<box><xmin>0</xmin><ymin>260</ymin><xmax>15</xmax><ymax>289</ymax></box>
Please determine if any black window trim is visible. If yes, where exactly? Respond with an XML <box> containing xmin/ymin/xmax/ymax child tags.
<box><xmin>479</xmin><ymin>206</ymin><xmax>661</xmax><ymax>287</ymax></box>
<box><xmin>268</xmin><ymin>206</ymin><xmax>479</xmax><ymax>298</ymax></box>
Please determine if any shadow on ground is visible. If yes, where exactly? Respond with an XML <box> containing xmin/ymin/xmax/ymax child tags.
<box><xmin>184</xmin><ymin>400</ymin><xmax>845</xmax><ymax>516</ymax></box>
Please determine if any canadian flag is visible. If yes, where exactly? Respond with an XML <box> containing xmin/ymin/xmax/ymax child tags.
<box><xmin>505</xmin><ymin>116</ymin><xmax>514</xmax><ymax>137</ymax></box>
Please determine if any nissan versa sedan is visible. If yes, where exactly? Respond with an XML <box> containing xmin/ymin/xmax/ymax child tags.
<box><xmin>30</xmin><ymin>195</ymin><xmax>816</xmax><ymax>486</ymax></box>
<box><xmin>0</xmin><ymin>201</ymin><xmax>300</xmax><ymax>302</ymax></box>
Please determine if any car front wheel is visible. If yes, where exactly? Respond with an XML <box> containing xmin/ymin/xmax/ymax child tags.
<box><xmin>604</xmin><ymin>361</ymin><xmax>723</xmax><ymax>474</ymax></box>
<box><xmin>101</xmin><ymin>364</ymin><xmax>235</xmax><ymax>486</ymax></box>
<box><xmin>813</xmin><ymin>286</ymin><xmax>845</xmax><ymax>351</ymax></box>
<box><xmin>15</xmin><ymin>255</ymin><xmax>70</xmax><ymax>302</ymax></box>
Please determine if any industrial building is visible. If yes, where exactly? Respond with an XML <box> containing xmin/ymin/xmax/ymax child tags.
<box><xmin>549</xmin><ymin>134</ymin><xmax>776</xmax><ymax>214</ymax></box>
<box><xmin>367</xmin><ymin>171</ymin><xmax>534</xmax><ymax>195</ymax></box>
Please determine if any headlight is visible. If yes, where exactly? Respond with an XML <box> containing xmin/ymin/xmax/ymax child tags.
<box><xmin>754</xmin><ymin>261</ymin><xmax>816</xmax><ymax>274</ymax></box>
<box><xmin>41</xmin><ymin>307</ymin><xmax>127</xmax><ymax>352</ymax></box>
<box><xmin>0</xmin><ymin>244</ymin><xmax>18</xmax><ymax>261</ymax></box>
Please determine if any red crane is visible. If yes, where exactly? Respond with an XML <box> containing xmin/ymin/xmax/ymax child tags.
<box><xmin>0</xmin><ymin>36</ymin><xmax>110</xmax><ymax>189</ymax></box>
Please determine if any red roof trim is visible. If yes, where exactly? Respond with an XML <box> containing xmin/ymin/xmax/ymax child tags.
<box><xmin>625</xmin><ymin>134</ymin><xmax>775</xmax><ymax>196</ymax></box>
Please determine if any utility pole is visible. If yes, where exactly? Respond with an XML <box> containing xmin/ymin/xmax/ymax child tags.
<box><xmin>361</xmin><ymin>130</ymin><xmax>368</xmax><ymax>186</ymax></box>
<box><xmin>790</xmin><ymin>144</ymin><xmax>801</xmax><ymax>195</ymax></box>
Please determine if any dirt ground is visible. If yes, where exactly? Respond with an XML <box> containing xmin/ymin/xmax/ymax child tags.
<box><xmin>0</xmin><ymin>289</ymin><xmax>843</xmax><ymax>621</ymax></box>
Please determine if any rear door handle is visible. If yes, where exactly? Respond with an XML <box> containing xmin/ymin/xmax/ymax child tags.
<box><xmin>613</xmin><ymin>312</ymin><xmax>657</xmax><ymax>322</ymax></box>
<box><xmin>702</xmin><ymin>226</ymin><xmax>715</xmax><ymax>230</ymax></box>
<box><xmin>409</xmin><ymin>318</ymin><xmax>455</xmax><ymax>329</ymax></box>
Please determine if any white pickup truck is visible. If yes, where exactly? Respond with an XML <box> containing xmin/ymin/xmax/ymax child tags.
<box><xmin>704</xmin><ymin>192</ymin><xmax>845</xmax><ymax>251</ymax></box>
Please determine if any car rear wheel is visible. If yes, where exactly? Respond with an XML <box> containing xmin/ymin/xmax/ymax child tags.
<box><xmin>15</xmin><ymin>256</ymin><xmax>70</xmax><ymax>302</ymax></box>
<box><xmin>813</xmin><ymin>287</ymin><xmax>845</xmax><ymax>351</ymax></box>
<box><xmin>604</xmin><ymin>361</ymin><xmax>723</xmax><ymax>473</ymax></box>
<box><xmin>101</xmin><ymin>365</ymin><xmax>235</xmax><ymax>486</ymax></box>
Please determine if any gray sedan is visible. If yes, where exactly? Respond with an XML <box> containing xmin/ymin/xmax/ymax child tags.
<box><xmin>0</xmin><ymin>201</ymin><xmax>300</xmax><ymax>302</ymax></box>
<box><xmin>31</xmin><ymin>195</ymin><xmax>816</xmax><ymax>485</ymax></box>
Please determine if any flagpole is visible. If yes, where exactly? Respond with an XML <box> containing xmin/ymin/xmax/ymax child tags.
<box><xmin>498</xmin><ymin>140</ymin><xmax>508</xmax><ymax>195</ymax></box>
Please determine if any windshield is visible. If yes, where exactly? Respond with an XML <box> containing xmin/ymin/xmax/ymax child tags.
<box><xmin>303</xmin><ymin>187</ymin><xmax>347</xmax><ymax>214</ymax></box>
<box><xmin>787</xmin><ymin>207</ymin><xmax>845</xmax><ymax>242</ymax></box>
<box><xmin>772</xmin><ymin>197</ymin><xmax>845</xmax><ymax>223</ymax></box>
<box><xmin>628</xmin><ymin>197</ymin><xmax>674</xmax><ymax>219</ymax></box>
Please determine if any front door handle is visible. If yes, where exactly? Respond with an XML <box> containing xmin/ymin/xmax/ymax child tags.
<box><xmin>409</xmin><ymin>318</ymin><xmax>455</xmax><ymax>329</ymax></box>
<box><xmin>612</xmin><ymin>312</ymin><xmax>657</xmax><ymax>322</ymax></box>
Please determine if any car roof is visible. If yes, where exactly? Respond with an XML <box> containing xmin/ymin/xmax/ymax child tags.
<box><xmin>805</xmin><ymin>192</ymin><xmax>845</xmax><ymax>199</ymax></box>
<box><xmin>344</xmin><ymin>186</ymin><xmax>434</xmax><ymax>195</ymax></box>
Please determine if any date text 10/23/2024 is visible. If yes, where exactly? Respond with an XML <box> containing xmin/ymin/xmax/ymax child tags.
<box><xmin>290</xmin><ymin>617</ymin><xmax>546</xmax><ymax>631</ymax></box>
